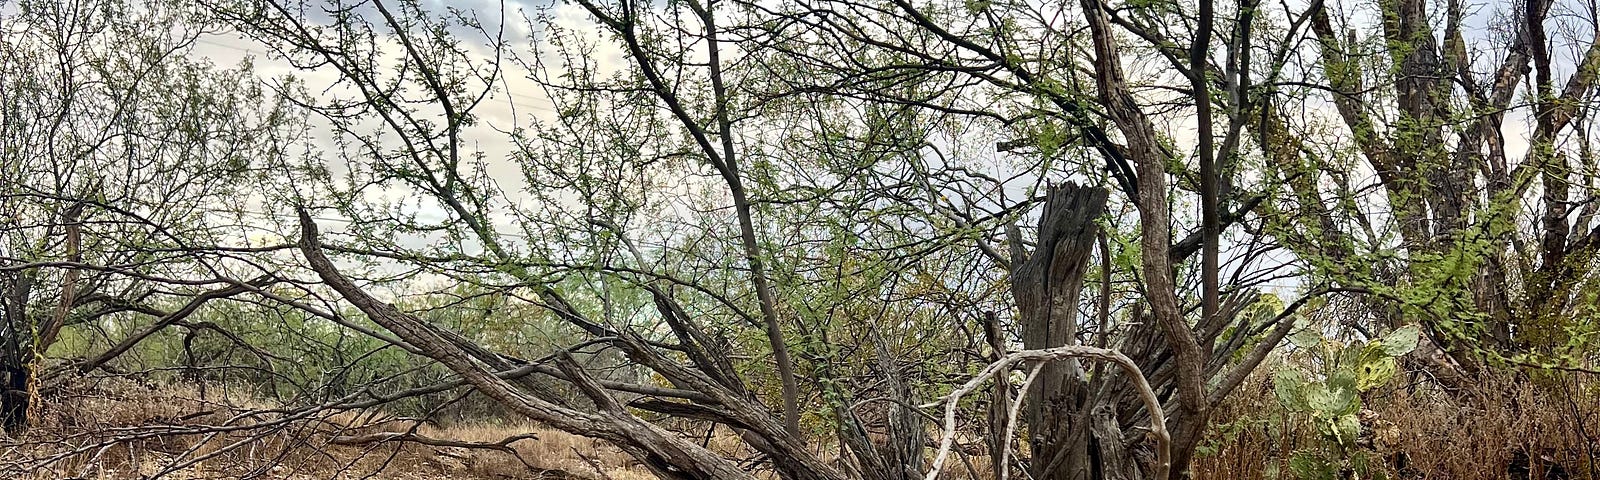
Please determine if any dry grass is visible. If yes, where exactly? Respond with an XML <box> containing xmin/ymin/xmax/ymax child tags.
<box><xmin>1</xmin><ymin>375</ymin><xmax>996</xmax><ymax>480</ymax></box>
<box><xmin>428</xmin><ymin>421</ymin><xmax>652</xmax><ymax>480</ymax></box>
<box><xmin>1</xmin><ymin>377</ymin><xmax>652</xmax><ymax>479</ymax></box>
<box><xmin>1193</xmin><ymin>371</ymin><xmax>1600</xmax><ymax>480</ymax></box>
<box><xmin>7</xmin><ymin>371</ymin><xmax>1596</xmax><ymax>479</ymax></box>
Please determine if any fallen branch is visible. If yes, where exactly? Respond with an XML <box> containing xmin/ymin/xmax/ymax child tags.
<box><xmin>328</xmin><ymin>431</ymin><xmax>539</xmax><ymax>456</ymax></box>
<box><xmin>921</xmin><ymin>345</ymin><xmax>1170</xmax><ymax>480</ymax></box>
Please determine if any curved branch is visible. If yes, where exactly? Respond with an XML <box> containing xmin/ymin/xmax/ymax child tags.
<box><xmin>922</xmin><ymin>345</ymin><xmax>1170</xmax><ymax>480</ymax></box>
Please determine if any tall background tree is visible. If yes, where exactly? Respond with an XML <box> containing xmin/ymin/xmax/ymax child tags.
<box><xmin>0</xmin><ymin>0</ymin><xmax>285</xmax><ymax>432</ymax></box>
<box><xmin>1278</xmin><ymin>0</ymin><xmax>1600</xmax><ymax>376</ymax></box>
<box><xmin>204</xmin><ymin>0</ymin><xmax>1322</xmax><ymax>477</ymax></box>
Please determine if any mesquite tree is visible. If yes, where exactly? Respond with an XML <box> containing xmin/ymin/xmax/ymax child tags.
<box><xmin>1268</xmin><ymin>0</ymin><xmax>1600</xmax><ymax>377</ymax></box>
<box><xmin>757</xmin><ymin>0</ymin><xmax>1324</xmax><ymax>476</ymax></box>
<box><xmin>7</xmin><ymin>0</ymin><xmax>1599</xmax><ymax>477</ymax></box>
<box><xmin>198</xmin><ymin>0</ymin><xmax>1596</xmax><ymax>477</ymax></box>
<box><xmin>0</xmin><ymin>0</ymin><xmax>284</xmax><ymax>433</ymax></box>
<box><xmin>213</xmin><ymin>0</ymin><xmax>1303</xmax><ymax>478</ymax></box>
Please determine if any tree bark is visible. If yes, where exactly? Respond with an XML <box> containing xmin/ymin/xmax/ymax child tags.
<box><xmin>1080</xmin><ymin>0</ymin><xmax>1212</xmax><ymax>474</ymax></box>
<box><xmin>1009</xmin><ymin>182</ymin><xmax>1109</xmax><ymax>480</ymax></box>
<box><xmin>295</xmin><ymin>209</ymin><xmax>761</xmax><ymax>480</ymax></box>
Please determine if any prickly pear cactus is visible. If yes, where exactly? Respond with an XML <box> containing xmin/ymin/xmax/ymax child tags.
<box><xmin>1272</xmin><ymin>325</ymin><xmax>1421</xmax><ymax>479</ymax></box>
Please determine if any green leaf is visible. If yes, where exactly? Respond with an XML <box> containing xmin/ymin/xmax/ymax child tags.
<box><xmin>1306</xmin><ymin>372</ymin><xmax>1359</xmax><ymax>416</ymax></box>
<box><xmin>1327</xmin><ymin>368</ymin><xmax>1358</xmax><ymax>392</ymax></box>
<box><xmin>1274</xmin><ymin>369</ymin><xmax>1309</xmax><ymax>411</ymax></box>
<box><xmin>1339</xmin><ymin>339</ymin><xmax>1367</xmax><ymax>367</ymax></box>
<box><xmin>1289</xmin><ymin>327</ymin><xmax>1323</xmax><ymax>350</ymax></box>
<box><xmin>1332</xmin><ymin>413</ymin><xmax>1361</xmax><ymax>447</ymax></box>
<box><xmin>1351</xmin><ymin>451</ymin><xmax>1389</xmax><ymax>480</ymax></box>
<box><xmin>1288</xmin><ymin>452</ymin><xmax>1337</xmax><ymax>480</ymax></box>
<box><xmin>1379</xmin><ymin>324</ymin><xmax>1422</xmax><ymax>356</ymax></box>
<box><xmin>1355</xmin><ymin>351</ymin><xmax>1398</xmax><ymax>391</ymax></box>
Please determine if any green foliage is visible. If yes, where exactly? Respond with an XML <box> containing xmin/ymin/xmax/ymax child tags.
<box><xmin>1273</xmin><ymin>324</ymin><xmax>1420</xmax><ymax>479</ymax></box>
<box><xmin>1288</xmin><ymin>453</ymin><xmax>1337</xmax><ymax>480</ymax></box>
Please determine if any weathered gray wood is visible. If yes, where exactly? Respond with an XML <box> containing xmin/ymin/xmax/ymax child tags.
<box><xmin>984</xmin><ymin>311</ymin><xmax>1013</xmax><ymax>480</ymax></box>
<box><xmin>1008</xmin><ymin>182</ymin><xmax>1109</xmax><ymax>480</ymax></box>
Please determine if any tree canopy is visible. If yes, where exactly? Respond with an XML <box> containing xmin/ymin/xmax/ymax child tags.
<box><xmin>3</xmin><ymin>0</ymin><xmax>1599</xmax><ymax>478</ymax></box>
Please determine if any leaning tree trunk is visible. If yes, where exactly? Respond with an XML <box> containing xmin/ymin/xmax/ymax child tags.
<box><xmin>0</xmin><ymin>272</ymin><xmax>35</xmax><ymax>435</ymax></box>
<box><xmin>1008</xmin><ymin>182</ymin><xmax>1112</xmax><ymax>479</ymax></box>
<box><xmin>0</xmin><ymin>358</ymin><xmax>29</xmax><ymax>434</ymax></box>
<box><xmin>0</xmin><ymin>213</ymin><xmax>78</xmax><ymax>435</ymax></box>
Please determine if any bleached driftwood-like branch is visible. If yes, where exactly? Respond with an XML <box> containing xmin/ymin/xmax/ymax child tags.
<box><xmin>922</xmin><ymin>345</ymin><xmax>1170</xmax><ymax>480</ymax></box>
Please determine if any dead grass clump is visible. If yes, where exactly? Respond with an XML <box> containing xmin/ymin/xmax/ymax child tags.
<box><xmin>1376</xmin><ymin>374</ymin><xmax>1598</xmax><ymax>479</ymax></box>
<box><xmin>17</xmin><ymin>369</ymin><xmax>1594</xmax><ymax>480</ymax></box>
<box><xmin>1193</xmin><ymin>369</ymin><xmax>1600</xmax><ymax>480</ymax></box>
<box><xmin>2</xmin><ymin>376</ymin><xmax>656</xmax><ymax>479</ymax></box>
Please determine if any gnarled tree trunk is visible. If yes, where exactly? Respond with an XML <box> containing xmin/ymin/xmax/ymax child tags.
<box><xmin>1009</xmin><ymin>182</ymin><xmax>1111</xmax><ymax>479</ymax></box>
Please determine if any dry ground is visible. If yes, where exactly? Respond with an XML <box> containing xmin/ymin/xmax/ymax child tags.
<box><xmin>0</xmin><ymin>377</ymin><xmax>659</xmax><ymax>479</ymax></box>
<box><xmin>3</xmin><ymin>372</ymin><xmax>1596</xmax><ymax>479</ymax></box>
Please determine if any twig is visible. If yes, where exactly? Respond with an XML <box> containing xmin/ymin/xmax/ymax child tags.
<box><xmin>328</xmin><ymin>431</ymin><xmax>539</xmax><ymax>455</ymax></box>
<box><xmin>575</xmin><ymin>447</ymin><xmax>618</xmax><ymax>480</ymax></box>
<box><xmin>1000</xmin><ymin>364</ymin><xmax>1043</xmax><ymax>480</ymax></box>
